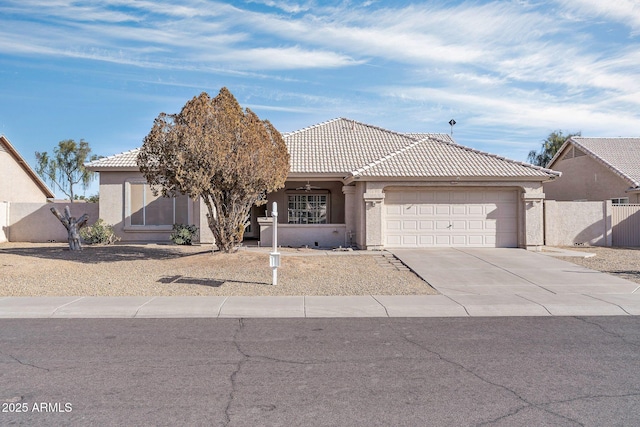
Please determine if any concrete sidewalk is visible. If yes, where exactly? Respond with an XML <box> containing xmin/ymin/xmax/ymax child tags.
<box><xmin>1</xmin><ymin>247</ymin><xmax>639</xmax><ymax>318</ymax></box>
<box><xmin>1</xmin><ymin>292</ymin><xmax>639</xmax><ymax>318</ymax></box>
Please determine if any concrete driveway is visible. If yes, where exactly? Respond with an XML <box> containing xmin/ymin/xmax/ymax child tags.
<box><xmin>389</xmin><ymin>248</ymin><xmax>639</xmax><ymax>296</ymax></box>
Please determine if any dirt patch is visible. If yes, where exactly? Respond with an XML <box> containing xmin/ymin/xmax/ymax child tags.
<box><xmin>0</xmin><ymin>243</ymin><xmax>436</xmax><ymax>296</ymax></box>
<box><xmin>556</xmin><ymin>246</ymin><xmax>640</xmax><ymax>284</ymax></box>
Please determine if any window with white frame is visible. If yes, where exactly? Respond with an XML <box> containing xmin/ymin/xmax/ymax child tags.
<box><xmin>287</xmin><ymin>193</ymin><xmax>328</xmax><ymax>224</ymax></box>
<box><xmin>128</xmin><ymin>182</ymin><xmax>189</xmax><ymax>226</ymax></box>
<box><xmin>611</xmin><ymin>197</ymin><xmax>629</xmax><ymax>205</ymax></box>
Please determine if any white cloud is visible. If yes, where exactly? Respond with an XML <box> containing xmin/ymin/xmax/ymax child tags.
<box><xmin>246</xmin><ymin>0</ymin><xmax>313</xmax><ymax>14</ymax></box>
<box><xmin>554</xmin><ymin>0</ymin><xmax>640</xmax><ymax>33</ymax></box>
<box><xmin>380</xmin><ymin>84</ymin><xmax>639</xmax><ymax>137</ymax></box>
<box><xmin>211</xmin><ymin>46</ymin><xmax>363</xmax><ymax>69</ymax></box>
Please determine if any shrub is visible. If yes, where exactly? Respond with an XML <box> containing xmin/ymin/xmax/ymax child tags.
<box><xmin>80</xmin><ymin>219</ymin><xmax>120</xmax><ymax>245</ymax></box>
<box><xmin>170</xmin><ymin>224</ymin><xmax>199</xmax><ymax>245</ymax></box>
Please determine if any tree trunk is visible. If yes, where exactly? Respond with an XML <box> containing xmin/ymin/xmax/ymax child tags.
<box><xmin>50</xmin><ymin>206</ymin><xmax>89</xmax><ymax>251</ymax></box>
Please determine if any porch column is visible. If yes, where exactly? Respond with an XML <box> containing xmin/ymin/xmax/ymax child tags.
<box><xmin>257</xmin><ymin>216</ymin><xmax>272</xmax><ymax>247</ymax></box>
<box><xmin>522</xmin><ymin>192</ymin><xmax>545</xmax><ymax>250</ymax></box>
<box><xmin>363</xmin><ymin>191</ymin><xmax>385</xmax><ymax>250</ymax></box>
<box><xmin>342</xmin><ymin>185</ymin><xmax>356</xmax><ymax>247</ymax></box>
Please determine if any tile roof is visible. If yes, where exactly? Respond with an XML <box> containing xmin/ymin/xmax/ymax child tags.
<box><xmin>85</xmin><ymin>118</ymin><xmax>558</xmax><ymax>180</ymax></box>
<box><xmin>403</xmin><ymin>133</ymin><xmax>456</xmax><ymax>144</ymax></box>
<box><xmin>550</xmin><ymin>137</ymin><xmax>640</xmax><ymax>188</ymax></box>
<box><xmin>284</xmin><ymin>118</ymin><xmax>420</xmax><ymax>174</ymax></box>
<box><xmin>351</xmin><ymin>133</ymin><xmax>557</xmax><ymax>178</ymax></box>
<box><xmin>85</xmin><ymin>149</ymin><xmax>140</xmax><ymax>170</ymax></box>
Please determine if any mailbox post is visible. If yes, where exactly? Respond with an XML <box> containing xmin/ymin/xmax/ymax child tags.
<box><xmin>270</xmin><ymin>202</ymin><xmax>280</xmax><ymax>285</ymax></box>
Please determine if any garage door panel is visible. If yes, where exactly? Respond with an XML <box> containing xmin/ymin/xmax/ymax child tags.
<box><xmin>386</xmin><ymin>205</ymin><xmax>402</xmax><ymax>215</ymax></box>
<box><xmin>435</xmin><ymin>205</ymin><xmax>450</xmax><ymax>215</ymax></box>
<box><xmin>451</xmin><ymin>205</ymin><xmax>466</xmax><ymax>215</ymax></box>
<box><xmin>435</xmin><ymin>192</ymin><xmax>451</xmax><ymax>202</ymax></box>
<box><xmin>387</xmin><ymin>220</ymin><xmax>401</xmax><ymax>230</ymax></box>
<box><xmin>451</xmin><ymin>220</ymin><xmax>466</xmax><ymax>230</ymax></box>
<box><xmin>419</xmin><ymin>221</ymin><xmax>434</xmax><ymax>230</ymax></box>
<box><xmin>384</xmin><ymin>189</ymin><xmax>518</xmax><ymax>248</ymax></box>
<box><xmin>451</xmin><ymin>192</ymin><xmax>467</xmax><ymax>202</ymax></box>
<box><xmin>468</xmin><ymin>220</ymin><xmax>484</xmax><ymax>230</ymax></box>
<box><xmin>468</xmin><ymin>235</ymin><xmax>484</xmax><ymax>245</ymax></box>
<box><xmin>451</xmin><ymin>235</ymin><xmax>467</xmax><ymax>245</ymax></box>
<box><xmin>435</xmin><ymin>235</ymin><xmax>450</xmax><ymax>245</ymax></box>
<box><xmin>419</xmin><ymin>235</ymin><xmax>434</xmax><ymax>245</ymax></box>
<box><xmin>468</xmin><ymin>205</ymin><xmax>484</xmax><ymax>215</ymax></box>
<box><xmin>436</xmin><ymin>221</ymin><xmax>451</xmax><ymax>230</ymax></box>
<box><xmin>468</xmin><ymin>192</ymin><xmax>485</xmax><ymax>203</ymax></box>
<box><xmin>403</xmin><ymin>220</ymin><xmax>417</xmax><ymax>230</ymax></box>
<box><xmin>418</xmin><ymin>205</ymin><xmax>434</xmax><ymax>215</ymax></box>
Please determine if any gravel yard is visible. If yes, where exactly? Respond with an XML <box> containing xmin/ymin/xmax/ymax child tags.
<box><xmin>557</xmin><ymin>246</ymin><xmax>640</xmax><ymax>284</ymax></box>
<box><xmin>0</xmin><ymin>243</ymin><xmax>436</xmax><ymax>296</ymax></box>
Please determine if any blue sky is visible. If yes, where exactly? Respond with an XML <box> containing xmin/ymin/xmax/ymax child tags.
<box><xmin>1</xmin><ymin>0</ymin><xmax>639</xmax><ymax>198</ymax></box>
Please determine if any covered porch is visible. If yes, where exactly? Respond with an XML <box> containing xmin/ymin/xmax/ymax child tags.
<box><xmin>257</xmin><ymin>180</ymin><xmax>356</xmax><ymax>249</ymax></box>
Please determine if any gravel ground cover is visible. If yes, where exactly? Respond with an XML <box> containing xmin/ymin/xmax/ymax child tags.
<box><xmin>557</xmin><ymin>246</ymin><xmax>640</xmax><ymax>284</ymax></box>
<box><xmin>0</xmin><ymin>243</ymin><xmax>436</xmax><ymax>296</ymax></box>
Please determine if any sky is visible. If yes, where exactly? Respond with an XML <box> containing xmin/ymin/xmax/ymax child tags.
<box><xmin>1</xmin><ymin>0</ymin><xmax>639</xmax><ymax>198</ymax></box>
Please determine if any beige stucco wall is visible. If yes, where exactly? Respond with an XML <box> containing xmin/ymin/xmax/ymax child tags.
<box><xmin>98</xmin><ymin>171</ymin><xmax>201</xmax><ymax>243</ymax></box>
<box><xmin>544</xmin><ymin>154</ymin><xmax>638</xmax><ymax>202</ymax></box>
<box><xmin>544</xmin><ymin>200</ymin><xmax>611</xmax><ymax>246</ymax></box>
<box><xmin>0</xmin><ymin>150</ymin><xmax>50</xmax><ymax>203</ymax></box>
<box><xmin>0</xmin><ymin>201</ymin><xmax>8</xmax><ymax>242</ymax></box>
<box><xmin>8</xmin><ymin>202</ymin><xmax>99</xmax><ymax>242</ymax></box>
<box><xmin>258</xmin><ymin>219</ymin><xmax>348</xmax><ymax>248</ymax></box>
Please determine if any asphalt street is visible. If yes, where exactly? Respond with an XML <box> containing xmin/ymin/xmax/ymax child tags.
<box><xmin>1</xmin><ymin>317</ymin><xmax>639</xmax><ymax>426</ymax></box>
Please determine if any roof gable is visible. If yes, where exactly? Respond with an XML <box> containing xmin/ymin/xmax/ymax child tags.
<box><xmin>0</xmin><ymin>135</ymin><xmax>55</xmax><ymax>199</ymax></box>
<box><xmin>549</xmin><ymin>137</ymin><xmax>640</xmax><ymax>188</ymax></box>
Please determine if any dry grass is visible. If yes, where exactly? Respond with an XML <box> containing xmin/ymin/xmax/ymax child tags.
<box><xmin>0</xmin><ymin>243</ymin><xmax>436</xmax><ymax>297</ymax></box>
<box><xmin>556</xmin><ymin>246</ymin><xmax>640</xmax><ymax>284</ymax></box>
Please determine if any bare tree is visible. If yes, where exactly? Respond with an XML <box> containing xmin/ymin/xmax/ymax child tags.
<box><xmin>50</xmin><ymin>206</ymin><xmax>89</xmax><ymax>251</ymax></box>
<box><xmin>137</xmin><ymin>88</ymin><xmax>290</xmax><ymax>253</ymax></box>
<box><xmin>36</xmin><ymin>139</ymin><xmax>99</xmax><ymax>201</ymax></box>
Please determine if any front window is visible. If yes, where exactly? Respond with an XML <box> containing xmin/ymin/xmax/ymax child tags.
<box><xmin>288</xmin><ymin>193</ymin><xmax>328</xmax><ymax>224</ymax></box>
<box><xmin>129</xmin><ymin>182</ymin><xmax>188</xmax><ymax>226</ymax></box>
<box><xmin>612</xmin><ymin>198</ymin><xmax>629</xmax><ymax>205</ymax></box>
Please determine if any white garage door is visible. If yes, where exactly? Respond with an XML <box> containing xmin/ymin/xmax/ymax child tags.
<box><xmin>384</xmin><ymin>189</ymin><xmax>518</xmax><ymax>248</ymax></box>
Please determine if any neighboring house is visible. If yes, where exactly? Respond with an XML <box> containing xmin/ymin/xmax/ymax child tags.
<box><xmin>544</xmin><ymin>137</ymin><xmax>640</xmax><ymax>204</ymax></box>
<box><xmin>0</xmin><ymin>135</ymin><xmax>55</xmax><ymax>202</ymax></box>
<box><xmin>86</xmin><ymin>118</ymin><xmax>559</xmax><ymax>249</ymax></box>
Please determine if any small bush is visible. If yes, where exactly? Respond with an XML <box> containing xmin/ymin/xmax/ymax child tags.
<box><xmin>170</xmin><ymin>224</ymin><xmax>199</xmax><ymax>245</ymax></box>
<box><xmin>80</xmin><ymin>219</ymin><xmax>120</xmax><ymax>245</ymax></box>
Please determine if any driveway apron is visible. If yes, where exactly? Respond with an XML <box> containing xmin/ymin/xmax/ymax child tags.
<box><xmin>389</xmin><ymin>248</ymin><xmax>638</xmax><ymax>296</ymax></box>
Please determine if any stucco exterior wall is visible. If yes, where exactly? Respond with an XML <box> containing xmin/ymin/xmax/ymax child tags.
<box><xmin>258</xmin><ymin>219</ymin><xmax>348</xmax><ymax>248</ymax></box>
<box><xmin>544</xmin><ymin>200</ymin><xmax>611</xmax><ymax>246</ymax></box>
<box><xmin>0</xmin><ymin>201</ymin><xmax>8</xmax><ymax>242</ymax></box>
<box><xmin>98</xmin><ymin>171</ymin><xmax>201</xmax><ymax>243</ymax></box>
<box><xmin>8</xmin><ymin>202</ymin><xmax>99</xmax><ymax>242</ymax></box>
<box><xmin>544</xmin><ymin>154</ymin><xmax>637</xmax><ymax>202</ymax></box>
<box><xmin>0</xmin><ymin>150</ymin><xmax>50</xmax><ymax>203</ymax></box>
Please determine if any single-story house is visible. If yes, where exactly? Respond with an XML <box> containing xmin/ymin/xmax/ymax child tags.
<box><xmin>544</xmin><ymin>137</ymin><xmax>640</xmax><ymax>204</ymax></box>
<box><xmin>1</xmin><ymin>135</ymin><xmax>55</xmax><ymax>203</ymax></box>
<box><xmin>86</xmin><ymin>118</ymin><xmax>559</xmax><ymax>249</ymax></box>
